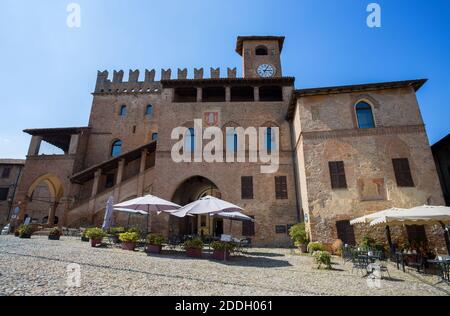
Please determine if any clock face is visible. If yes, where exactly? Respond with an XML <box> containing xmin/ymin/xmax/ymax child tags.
<box><xmin>257</xmin><ymin>64</ymin><xmax>275</xmax><ymax>78</ymax></box>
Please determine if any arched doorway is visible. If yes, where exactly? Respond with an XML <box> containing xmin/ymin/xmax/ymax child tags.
<box><xmin>25</xmin><ymin>174</ymin><xmax>64</xmax><ymax>226</ymax></box>
<box><xmin>170</xmin><ymin>176</ymin><xmax>221</xmax><ymax>237</ymax></box>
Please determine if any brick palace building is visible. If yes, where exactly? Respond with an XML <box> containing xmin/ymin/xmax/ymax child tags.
<box><xmin>10</xmin><ymin>36</ymin><xmax>447</xmax><ymax>249</ymax></box>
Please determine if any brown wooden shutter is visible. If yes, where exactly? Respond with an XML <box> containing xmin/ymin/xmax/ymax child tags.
<box><xmin>242</xmin><ymin>216</ymin><xmax>255</xmax><ymax>236</ymax></box>
<box><xmin>336</xmin><ymin>220</ymin><xmax>356</xmax><ymax>245</ymax></box>
<box><xmin>241</xmin><ymin>176</ymin><xmax>254</xmax><ymax>199</ymax></box>
<box><xmin>275</xmin><ymin>176</ymin><xmax>288</xmax><ymax>199</ymax></box>
<box><xmin>392</xmin><ymin>158</ymin><xmax>414</xmax><ymax>187</ymax></box>
<box><xmin>329</xmin><ymin>161</ymin><xmax>347</xmax><ymax>189</ymax></box>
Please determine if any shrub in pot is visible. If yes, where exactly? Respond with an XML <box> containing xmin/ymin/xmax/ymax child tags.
<box><xmin>48</xmin><ymin>227</ymin><xmax>62</xmax><ymax>240</ymax></box>
<box><xmin>108</xmin><ymin>227</ymin><xmax>126</xmax><ymax>244</ymax></box>
<box><xmin>183</xmin><ymin>238</ymin><xmax>204</xmax><ymax>258</ymax></box>
<box><xmin>313</xmin><ymin>251</ymin><xmax>332</xmax><ymax>270</ymax></box>
<box><xmin>85</xmin><ymin>228</ymin><xmax>106</xmax><ymax>247</ymax></box>
<box><xmin>119</xmin><ymin>232</ymin><xmax>139</xmax><ymax>251</ymax></box>
<box><xmin>307</xmin><ymin>242</ymin><xmax>325</xmax><ymax>254</ymax></box>
<box><xmin>211</xmin><ymin>241</ymin><xmax>236</xmax><ymax>260</ymax></box>
<box><xmin>146</xmin><ymin>234</ymin><xmax>165</xmax><ymax>254</ymax></box>
<box><xmin>80</xmin><ymin>229</ymin><xmax>89</xmax><ymax>242</ymax></box>
<box><xmin>14</xmin><ymin>229</ymin><xmax>20</xmax><ymax>237</ymax></box>
<box><xmin>289</xmin><ymin>223</ymin><xmax>309</xmax><ymax>253</ymax></box>
<box><xmin>18</xmin><ymin>224</ymin><xmax>33</xmax><ymax>239</ymax></box>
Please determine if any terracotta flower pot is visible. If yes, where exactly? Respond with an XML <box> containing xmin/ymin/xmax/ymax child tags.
<box><xmin>146</xmin><ymin>244</ymin><xmax>162</xmax><ymax>254</ymax></box>
<box><xmin>121</xmin><ymin>242</ymin><xmax>136</xmax><ymax>251</ymax></box>
<box><xmin>298</xmin><ymin>244</ymin><xmax>307</xmax><ymax>254</ymax></box>
<box><xmin>48</xmin><ymin>235</ymin><xmax>60</xmax><ymax>240</ymax></box>
<box><xmin>186</xmin><ymin>248</ymin><xmax>202</xmax><ymax>258</ymax></box>
<box><xmin>90</xmin><ymin>238</ymin><xmax>102</xmax><ymax>247</ymax></box>
<box><xmin>212</xmin><ymin>249</ymin><xmax>230</xmax><ymax>260</ymax></box>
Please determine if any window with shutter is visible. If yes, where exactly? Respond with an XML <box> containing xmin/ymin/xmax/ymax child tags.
<box><xmin>241</xmin><ymin>176</ymin><xmax>254</xmax><ymax>199</ymax></box>
<box><xmin>0</xmin><ymin>188</ymin><xmax>9</xmax><ymax>201</ymax></box>
<box><xmin>275</xmin><ymin>176</ymin><xmax>288</xmax><ymax>199</ymax></box>
<box><xmin>329</xmin><ymin>161</ymin><xmax>347</xmax><ymax>189</ymax></box>
<box><xmin>242</xmin><ymin>216</ymin><xmax>255</xmax><ymax>236</ymax></box>
<box><xmin>392</xmin><ymin>158</ymin><xmax>414</xmax><ymax>187</ymax></box>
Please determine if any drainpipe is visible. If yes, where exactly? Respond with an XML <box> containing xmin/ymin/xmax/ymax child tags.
<box><xmin>289</xmin><ymin>120</ymin><xmax>303</xmax><ymax>223</ymax></box>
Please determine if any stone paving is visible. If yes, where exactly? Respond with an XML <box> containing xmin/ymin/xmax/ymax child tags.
<box><xmin>0</xmin><ymin>236</ymin><xmax>448</xmax><ymax>296</ymax></box>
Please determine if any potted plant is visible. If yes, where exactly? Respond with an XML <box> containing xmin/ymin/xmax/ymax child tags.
<box><xmin>14</xmin><ymin>229</ymin><xmax>20</xmax><ymax>237</ymax></box>
<box><xmin>146</xmin><ymin>234</ymin><xmax>165</xmax><ymax>254</ymax></box>
<box><xmin>18</xmin><ymin>224</ymin><xmax>33</xmax><ymax>239</ymax></box>
<box><xmin>183</xmin><ymin>238</ymin><xmax>204</xmax><ymax>258</ymax></box>
<box><xmin>289</xmin><ymin>223</ymin><xmax>309</xmax><ymax>253</ymax></box>
<box><xmin>48</xmin><ymin>227</ymin><xmax>62</xmax><ymax>240</ymax></box>
<box><xmin>80</xmin><ymin>229</ymin><xmax>89</xmax><ymax>242</ymax></box>
<box><xmin>119</xmin><ymin>232</ymin><xmax>140</xmax><ymax>251</ymax></box>
<box><xmin>85</xmin><ymin>228</ymin><xmax>106</xmax><ymax>247</ymax></box>
<box><xmin>108</xmin><ymin>227</ymin><xmax>126</xmax><ymax>244</ymax></box>
<box><xmin>211</xmin><ymin>241</ymin><xmax>236</xmax><ymax>260</ymax></box>
<box><xmin>313</xmin><ymin>251</ymin><xmax>332</xmax><ymax>270</ymax></box>
<box><xmin>307</xmin><ymin>241</ymin><xmax>325</xmax><ymax>254</ymax></box>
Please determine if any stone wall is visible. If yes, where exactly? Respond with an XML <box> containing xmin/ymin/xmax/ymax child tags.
<box><xmin>292</xmin><ymin>87</ymin><xmax>447</xmax><ymax>252</ymax></box>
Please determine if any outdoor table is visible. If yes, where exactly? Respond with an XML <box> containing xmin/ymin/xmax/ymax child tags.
<box><xmin>427</xmin><ymin>258</ymin><xmax>450</xmax><ymax>284</ymax></box>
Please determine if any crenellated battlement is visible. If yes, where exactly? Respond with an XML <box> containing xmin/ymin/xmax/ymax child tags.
<box><xmin>94</xmin><ymin>67</ymin><xmax>238</xmax><ymax>94</ymax></box>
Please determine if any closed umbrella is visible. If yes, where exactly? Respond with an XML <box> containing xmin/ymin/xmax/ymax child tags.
<box><xmin>102</xmin><ymin>196</ymin><xmax>114</xmax><ymax>230</ymax></box>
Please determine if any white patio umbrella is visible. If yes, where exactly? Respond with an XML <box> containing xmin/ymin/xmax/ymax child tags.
<box><xmin>369</xmin><ymin>205</ymin><xmax>450</xmax><ymax>226</ymax></box>
<box><xmin>368</xmin><ymin>205</ymin><xmax>450</xmax><ymax>254</ymax></box>
<box><xmin>114</xmin><ymin>195</ymin><xmax>181</xmax><ymax>234</ymax></box>
<box><xmin>170</xmin><ymin>196</ymin><xmax>244</xmax><ymax>218</ymax></box>
<box><xmin>102</xmin><ymin>196</ymin><xmax>114</xmax><ymax>230</ymax></box>
<box><xmin>211</xmin><ymin>211</ymin><xmax>254</xmax><ymax>222</ymax></box>
<box><xmin>350</xmin><ymin>207</ymin><xmax>408</xmax><ymax>225</ymax></box>
<box><xmin>114</xmin><ymin>208</ymin><xmax>148</xmax><ymax>215</ymax></box>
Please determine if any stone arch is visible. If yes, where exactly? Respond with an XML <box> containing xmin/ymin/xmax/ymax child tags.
<box><xmin>170</xmin><ymin>175</ymin><xmax>222</xmax><ymax>237</ymax></box>
<box><xmin>25</xmin><ymin>173</ymin><xmax>64</xmax><ymax>226</ymax></box>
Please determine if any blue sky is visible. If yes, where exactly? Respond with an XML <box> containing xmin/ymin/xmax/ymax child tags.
<box><xmin>0</xmin><ymin>0</ymin><xmax>449</xmax><ymax>159</ymax></box>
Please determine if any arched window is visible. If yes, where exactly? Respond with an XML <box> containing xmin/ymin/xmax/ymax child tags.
<box><xmin>111</xmin><ymin>140</ymin><xmax>122</xmax><ymax>157</ymax></box>
<box><xmin>264</xmin><ymin>127</ymin><xmax>277</xmax><ymax>153</ymax></box>
<box><xmin>355</xmin><ymin>101</ymin><xmax>375</xmax><ymax>129</ymax></box>
<box><xmin>145</xmin><ymin>104</ymin><xmax>153</xmax><ymax>116</ymax></box>
<box><xmin>255</xmin><ymin>46</ymin><xmax>268</xmax><ymax>56</ymax></box>
<box><xmin>119</xmin><ymin>105</ymin><xmax>127</xmax><ymax>117</ymax></box>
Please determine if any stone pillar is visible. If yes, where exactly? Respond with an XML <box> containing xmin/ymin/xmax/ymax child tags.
<box><xmin>254</xmin><ymin>87</ymin><xmax>260</xmax><ymax>102</ymax></box>
<box><xmin>138</xmin><ymin>149</ymin><xmax>148</xmax><ymax>196</ymax></box>
<box><xmin>68</xmin><ymin>134</ymin><xmax>80</xmax><ymax>155</ymax></box>
<box><xmin>91</xmin><ymin>169</ymin><xmax>102</xmax><ymax>198</ymax></box>
<box><xmin>225</xmin><ymin>86</ymin><xmax>231</xmax><ymax>102</ymax></box>
<box><xmin>196</xmin><ymin>88</ymin><xmax>202</xmax><ymax>102</ymax></box>
<box><xmin>116</xmin><ymin>159</ymin><xmax>125</xmax><ymax>185</ymax></box>
<box><xmin>47</xmin><ymin>202</ymin><xmax>58</xmax><ymax>226</ymax></box>
<box><xmin>140</xmin><ymin>149</ymin><xmax>148</xmax><ymax>173</ymax></box>
<box><xmin>27</xmin><ymin>136</ymin><xmax>42</xmax><ymax>156</ymax></box>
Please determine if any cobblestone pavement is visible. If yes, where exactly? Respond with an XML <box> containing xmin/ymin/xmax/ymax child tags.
<box><xmin>0</xmin><ymin>236</ymin><xmax>448</xmax><ymax>296</ymax></box>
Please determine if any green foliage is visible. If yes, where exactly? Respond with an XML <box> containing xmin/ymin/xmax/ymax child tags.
<box><xmin>313</xmin><ymin>251</ymin><xmax>332</xmax><ymax>269</ymax></box>
<box><xmin>85</xmin><ymin>227</ymin><xmax>106</xmax><ymax>240</ymax></box>
<box><xmin>289</xmin><ymin>223</ymin><xmax>309</xmax><ymax>246</ymax></box>
<box><xmin>307</xmin><ymin>242</ymin><xmax>325</xmax><ymax>253</ymax></box>
<box><xmin>49</xmin><ymin>227</ymin><xmax>61</xmax><ymax>237</ymax></box>
<box><xmin>147</xmin><ymin>234</ymin><xmax>165</xmax><ymax>246</ymax></box>
<box><xmin>127</xmin><ymin>227</ymin><xmax>141</xmax><ymax>235</ymax></box>
<box><xmin>360</xmin><ymin>235</ymin><xmax>386</xmax><ymax>252</ymax></box>
<box><xmin>18</xmin><ymin>224</ymin><xmax>33</xmax><ymax>236</ymax></box>
<box><xmin>108</xmin><ymin>227</ymin><xmax>126</xmax><ymax>236</ymax></box>
<box><xmin>211</xmin><ymin>241</ymin><xmax>237</xmax><ymax>251</ymax></box>
<box><xmin>119</xmin><ymin>232</ymin><xmax>140</xmax><ymax>243</ymax></box>
<box><xmin>183</xmin><ymin>238</ymin><xmax>204</xmax><ymax>250</ymax></box>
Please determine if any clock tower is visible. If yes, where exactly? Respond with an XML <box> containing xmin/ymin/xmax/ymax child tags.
<box><xmin>236</xmin><ymin>36</ymin><xmax>284</xmax><ymax>78</ymax></box>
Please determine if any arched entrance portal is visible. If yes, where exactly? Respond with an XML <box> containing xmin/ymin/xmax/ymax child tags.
<box><xmin>170</xmin><ymin>176</ymin><xmax>222</xmax><ymax>237</ymax></box>
<box><xmin>25</xmin><ymin>174</ymin><xmax>64</xmax><ymax>226</ymax></box>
